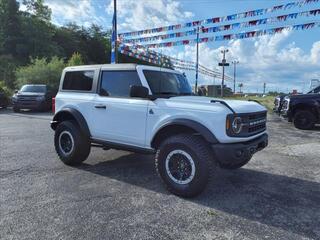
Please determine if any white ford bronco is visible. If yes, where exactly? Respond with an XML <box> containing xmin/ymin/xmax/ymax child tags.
<box><xmin>51</xmin><ymin>64</ymin><xmax>268</xmax><ymax>197</ymax></box>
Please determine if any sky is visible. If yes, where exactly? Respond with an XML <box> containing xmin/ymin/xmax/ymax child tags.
<box><xmin>19</xmin><ymin>0</ymin><xmax>320</xmax><ymax>93</ymax></box>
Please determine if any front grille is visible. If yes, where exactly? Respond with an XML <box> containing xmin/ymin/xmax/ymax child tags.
<box><xmin>282</xmin><ymin>100</ymin><xmax>288</xmax><ymax>110</ymax></box>
<box><xmin>246</xmin><ymin>111</ymin><xmax>267</xmax><ymax>135</ymax></box>
<box><xmin>248</xmin><ymin>123</ymin><xmax>266</xmax><ymax>133</ymax></box>
<box><xmin>17</xmin><ymin>96</ymin><xmax>38</xmax><ymax>105</ymax></box>
<box><xmin>227</xmin><ymin>111</ymin><xmax>267</xmax><ymax>137</ymax></box>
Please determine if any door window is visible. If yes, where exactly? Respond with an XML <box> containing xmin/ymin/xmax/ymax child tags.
<box><xmin>100</xmin><ymin>71</ymin><xmax>142</xmax><ymax>97</ymax></box>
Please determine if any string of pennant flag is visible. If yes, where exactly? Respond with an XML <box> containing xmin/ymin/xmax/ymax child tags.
<box><xmin>119</xmin><ymin>46</ymin><xmax>232</xmax><ymax>80</ymax></box>
<box><xmin>120</xmin><ymin>8</ymin><xmax>320</xmax><ymax>44</ymax></box>
<box><xmin>118</xmin><ymin>0</ymin><xmax>319</xmax><ymax>38</ymax></box>
<box><xmin>119</xmin><ymin>22</ymin><xmax>320</xmax><ymax>49</ymax></box>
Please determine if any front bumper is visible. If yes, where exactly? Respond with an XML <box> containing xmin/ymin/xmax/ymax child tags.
<box><xmin>13</xmin><ymin>101</ymin><xmax>47</xmax><ymax>110</ymax></box>
<box><xmin>213</xmin><ymin>133</ymin><xmax>268</xmax><ymax>165</ymax></box>
<box><xmin>280</xmin><ymin>109</ymin><xmax>293</xmax><ymax>121</ymax></box>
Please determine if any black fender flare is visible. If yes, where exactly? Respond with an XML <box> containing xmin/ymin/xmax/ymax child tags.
<box><xmin>51</xmin><ymin>108</ymin><xmax>91</xmax><ymax>138</ymax></box>
<box><xmin>151</xmin><ymin>119</ymin><xmax>219</xmax><ymax>148</ymax></box>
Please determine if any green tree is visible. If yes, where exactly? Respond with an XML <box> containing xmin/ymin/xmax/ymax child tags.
<box><xmin>0</xmin><ymin>0</ymin><xmax>21</xmax><ymax>56</ymax></box>
<box><xmin>22</xmin><ymin>0</ymin><xmax>51</xmax><ymax>21</ymax></box>
<box><xmin>16</xmin><ymin>57</ymin><xmax>65</xmax><ymax>90</ymax></box>
<box><xmin>67</xmin><ymin>52</ymin><xmax>84</xmax><ymax>66</ymax></box>
<box><xmin>0</xmin><ymin>80</ymin><xmax>12</xmax><ymax>97</ymax></box>
<box><xmin>0</xmin><ymin>55</ymin><xmax>17</xmax><ymax>88</ymax></box>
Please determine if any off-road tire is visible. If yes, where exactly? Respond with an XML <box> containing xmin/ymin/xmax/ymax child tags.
<box><xmin>293</xmin><ymin>110</ymin><xmax>316</xmax><ymax>130</ymax></box>
<box><xmin>54</xmin><ymin>121</ymin><xmax>91</xmax><ymax>166</ymax></box>
<box><xmin>155</xmin><ymin>134</ymin><xmax>215</xmax><ymax>198</ymax></box>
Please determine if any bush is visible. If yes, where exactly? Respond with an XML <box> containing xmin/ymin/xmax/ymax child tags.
<box><xmin>67</xmin><ymin>52</ymin><xmax>84</xmax><ymax>66</ymax></box>
<box><xmin>0</xmin><ymin>81</ymin><xmax>13</xmax><ymax>97</ymax></box>
<box><xmin>15</xmin><ymin>56</ymin><xmax>65</xmax><ymax>91</ymax></box>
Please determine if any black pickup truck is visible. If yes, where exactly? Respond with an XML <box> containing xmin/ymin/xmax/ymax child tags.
<box><xmin>280</xmin><ymin>93</ymin><xmax>320</xmax><ymax>130</ymax></box>
<box><xmin>274</xmin><ymin>86</ymin><xmax>320</xmax><ymax>114</ymax></box>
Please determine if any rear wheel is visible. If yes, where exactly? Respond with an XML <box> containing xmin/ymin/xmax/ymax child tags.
<box><xmin>54</xmin><ymin>121</ymin><xmax>91</xmax><ymax>165</ymax></box>
<box><xmin>155</xmin><ymin>134</ymin><xmax>215</xmax><ymax>198</ymax></box>
<box><xmin>293</xmin><ymin>110</ymin><xmax>316</xmax><ymax>130</ymax></box>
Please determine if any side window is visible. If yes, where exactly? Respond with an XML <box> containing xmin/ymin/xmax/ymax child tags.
<box><xmin>100</xmin><ymin>71</ymin><xmax>142</xmax><ymax>97</ymax></box>
<box><xmin>62</xmin><ymin>71</ymin><xmax>94</xmax><ymax>91</ymax></box>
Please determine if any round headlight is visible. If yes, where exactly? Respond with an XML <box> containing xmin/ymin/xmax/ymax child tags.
<box><xmin>232</xmin><ymin>117</ymin><xmax>243</xmax><ymax>134</ymax></box>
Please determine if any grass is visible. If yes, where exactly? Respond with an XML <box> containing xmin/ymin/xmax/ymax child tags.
<box><xmin>225</xmin><ymin>95</ymin><xmax>275</xmax><ymax>112</ymax></box>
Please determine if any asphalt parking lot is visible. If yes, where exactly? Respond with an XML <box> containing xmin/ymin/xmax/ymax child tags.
<box><xmin>0</xmin><ymin>110</ymin><xmax>319</xmax><ymax>240</ymax></box>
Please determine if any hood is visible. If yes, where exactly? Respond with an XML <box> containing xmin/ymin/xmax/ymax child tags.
<box><xmin>160</xmin><ymin>96</ymin><xmax>266</xmax><ymax>114</ymax></box>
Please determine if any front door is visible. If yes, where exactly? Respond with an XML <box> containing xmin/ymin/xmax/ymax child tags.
<box><xmin>90</xmin><ymin>70</ymin><xmax>149</xmax><ymax>147</ymax></box>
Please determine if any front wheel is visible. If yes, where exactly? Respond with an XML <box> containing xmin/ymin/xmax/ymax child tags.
<box><xmin>54</xmin><ymin>121</ymin><xmax>91</xmax><ymax>166</ymax></box>
<box><xmin>155</xmin><ymin>134</ymin><xmax>215</xmax><ymax>198</ymax></box>
<box><xmin>293</xmin><ymin>110</ymin><xmax>316</xmax><ymax>130</ymax></box>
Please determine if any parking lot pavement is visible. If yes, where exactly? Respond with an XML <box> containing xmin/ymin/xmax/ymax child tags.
<box><xmin>0</xmin><ymin>110</ymin><xmax>319</xmax><ymax>240</ymax></box>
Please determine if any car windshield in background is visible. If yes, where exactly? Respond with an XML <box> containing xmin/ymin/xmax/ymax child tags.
<box><xmin>20</xmin><ymin>85</ymin><xmax>46</xmax><ymax>93</ymax></box>
<box><xmin>143</xmin><ymin>70</ymin><xmax>192</xmax><ymax>96</ymax></box>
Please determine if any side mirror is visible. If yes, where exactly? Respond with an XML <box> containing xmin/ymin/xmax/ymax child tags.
<box><xmin>14</xmin><ymin>90</ymin><xmax>18</xmax><ymax>94</ymax></box>
<box><xmin>130</xmin><ymin>85</ymin><xmax>149</xmax><ymax>98</ymax></box>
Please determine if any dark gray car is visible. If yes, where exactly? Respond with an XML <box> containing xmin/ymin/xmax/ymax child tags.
<box><xmin>12</xmin><ymin>85</ymin><xmax>54</xmax><ymax>112</ymax></box>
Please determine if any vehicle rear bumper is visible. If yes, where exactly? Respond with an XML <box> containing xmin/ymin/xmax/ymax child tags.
<box><xmin>212</xmin><ymin>133</ymin><xmax>268</xmax><ymax>165</ymax></box>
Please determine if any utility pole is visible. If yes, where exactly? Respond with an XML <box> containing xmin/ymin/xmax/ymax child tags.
<box><xmin>232</xmin><ymin>60</ymin><xmax>239</xmax><ymax>94</ymax></box>
<box><xmin>195</xmin><ymin>26</ymin><xmax>200</xmax><ymax>93</ymax></box>
<box><xmin>219</xmin><ymin>49</ymin><xmax>229</xmax><ymax>98</ymax></box>
<box><xmin>263</xmin><ymin>82</ymin><xmax>266</xmax><ymax>95</ymax></box>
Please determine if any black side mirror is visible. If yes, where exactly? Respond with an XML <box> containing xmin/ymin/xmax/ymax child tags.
<box><xmin>130</xmin><ymin>85</ymin><xmax>149</xmax><ymax>98</ymax></box>
<box><xmin>14</xmin><ymin>90</ymin><xmax>18</xmax><ymax>94</ymax></box>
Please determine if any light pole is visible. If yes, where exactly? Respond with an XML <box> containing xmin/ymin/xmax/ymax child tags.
<box><xmin>219</xmin><ymin>49</ymin><xmax>229</xmax><ymax>98</ymax></box>
<box><xmin>232</xmin><ymin>60</ymin><xmax>239</xmax><ymax>94</ymax></box>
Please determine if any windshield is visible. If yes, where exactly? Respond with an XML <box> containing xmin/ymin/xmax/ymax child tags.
<box><xmin>143</xmin><ymin>70</ymin><xmax>193</xmax><ymax>96</ymax></box>
<box><xmin>20</xmin><ymin>85</ymin><xmax>46</xmax><ymax>93</ymax></box>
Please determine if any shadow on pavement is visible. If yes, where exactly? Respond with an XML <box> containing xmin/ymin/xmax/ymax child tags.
<box><xmin>0</xmin><ymin>108</ymin><xmax>53</xmax><ymax>120</ymax></box>
<box><xmin>78</xmin><ymin>153</ymin><xmax>320</xmax><ymax>239</ymax></box>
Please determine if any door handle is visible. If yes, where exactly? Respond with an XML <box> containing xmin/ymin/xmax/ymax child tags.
<box><xmin>94</xmin><ymin>105</ymin><xmax>107</xmax><ymax>109</ymax></box>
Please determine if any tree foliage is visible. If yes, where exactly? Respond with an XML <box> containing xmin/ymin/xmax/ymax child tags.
<box><xmin>22</xmin><ymin>0</ymin><xmax>51</xmax><ymax>21</ymax></box>
<box><xmin>67</xmin><ymin>52</ymin><xmax>84</xmax><ymax>66</ymax></box>
<box><xmin>0</xmin><ymin>0</ymin><xmax>168</xmax><ymax>93</ymax></box>
<box><xmin>0</xmin><ymin>0</ymin><xmax>21</xmax><ymax>56</ymax></box>
<box><xmin>16</xmin><ymin>57</ymin><xmax>65</xmax><ymax>90</ymax></box>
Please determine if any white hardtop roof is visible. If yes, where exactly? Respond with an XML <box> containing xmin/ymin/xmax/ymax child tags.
<box><xmin>64</xmin><ymin>63</ymin><xmax>182</xmax><ymax>74</ymax></box>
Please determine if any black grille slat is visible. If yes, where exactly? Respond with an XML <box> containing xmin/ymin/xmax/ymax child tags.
<box><xmin>242</xmin><ymin>111</ymin><xmax>267</xmax><ymax>136</ymax></box>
